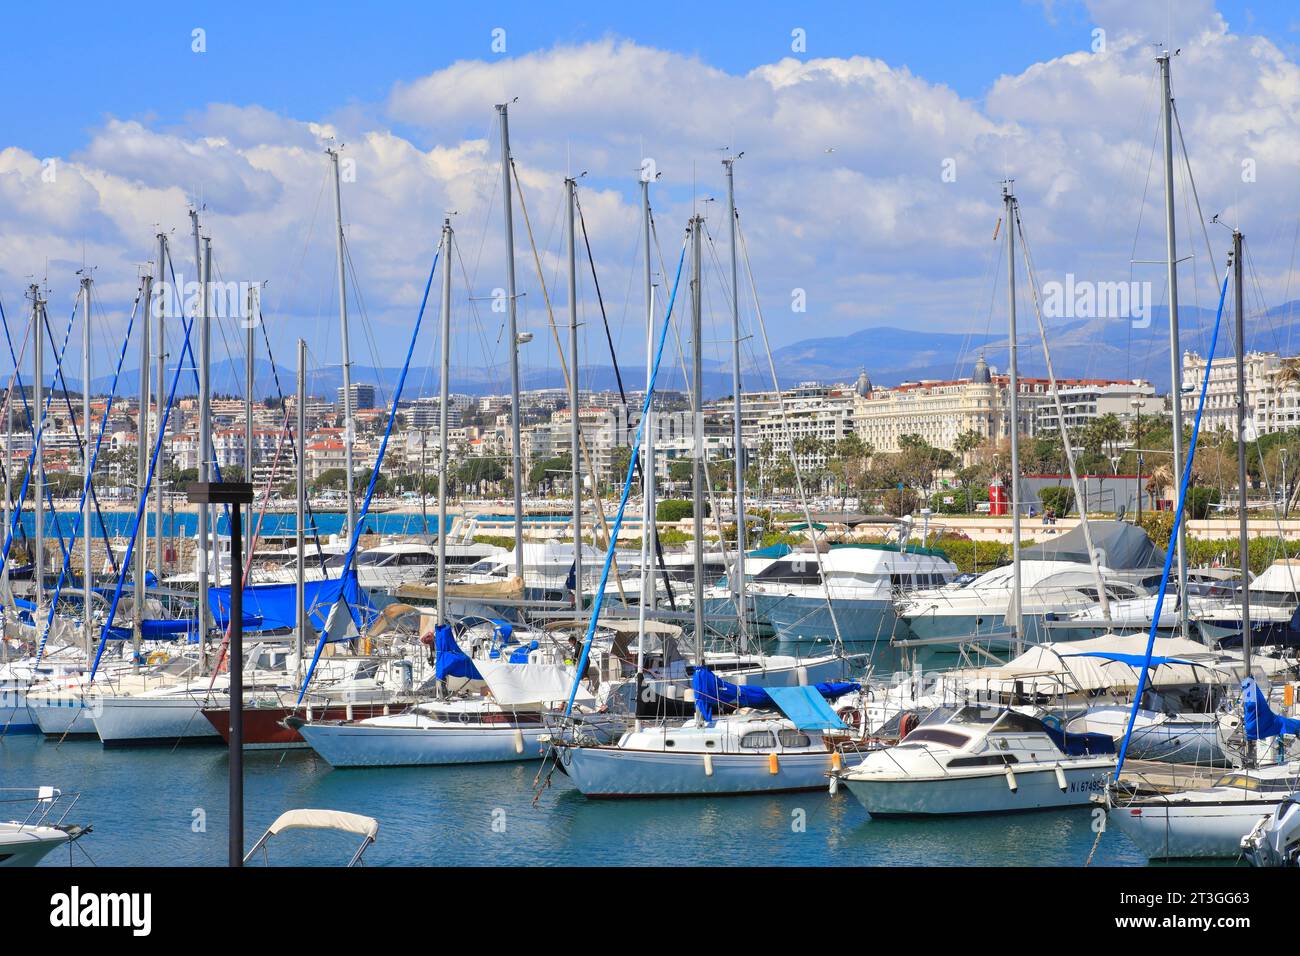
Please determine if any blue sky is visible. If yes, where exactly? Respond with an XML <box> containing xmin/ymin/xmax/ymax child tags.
<box><xmin>3</xmin><ymin>0</ymin><xmax>1300</xmax><ymax>389</ymax></box>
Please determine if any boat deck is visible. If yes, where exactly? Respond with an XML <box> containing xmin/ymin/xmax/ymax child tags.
<box><xmin>1117</xmin><ymin>760</ymin><xmax>1223</xmax><ymax>794</ymax></box>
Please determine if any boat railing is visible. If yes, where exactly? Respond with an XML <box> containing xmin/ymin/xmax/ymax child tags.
<box><xmin>0</xmin><ymin>786</ymin><xmax>81</xmax><ymax>829</ymax></box>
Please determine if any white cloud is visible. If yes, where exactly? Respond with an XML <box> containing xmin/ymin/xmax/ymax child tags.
<box><xmin>3</xmin><ymin>5</ymin><xmax>1300</xmax><ymax>391</ymax></box>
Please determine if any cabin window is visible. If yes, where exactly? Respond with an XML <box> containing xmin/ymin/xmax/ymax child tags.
<box><xmin>947</xmin><ymin>754</ymin><xmax>1019</xmax><ymax>768</ymax></box>
<box><xmin>990</xmin><ymin>710</ymin><xmax>1046</xmax><ymax>734</ymax></box>
<box><xmin>755</xmin><ymin>562</ymin><xmax>821</xmax><ymax>586</ymax></box>
<box><xmin>778</xmin><ymin>730</ymin><xmax>812</xmax><ymax>748</ymax></box>
<box><xmin>740</xmin><ymin>731</ymin><xmax>777</xmax><ymax>749</ymax></box>
<box><xmin>899</xmin><ymin>729</ymin><xmax>970</xmax><ymax>748</ymax></box>
<box><xmin>1213</xmin><ymin>774</ymin><xmax>1295</xmax><ymax>792</ymax></box>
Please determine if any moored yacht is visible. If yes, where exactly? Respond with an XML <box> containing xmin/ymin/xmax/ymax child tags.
<box><xmin>837</xmin><ymin>704</ymin><xmax>1115</xmax><ymax>816</ymax></box>
<box><xmin>758</xmin><ymin>542</ymin><xmax>957</xmax><ymax>643</ymax></box>
<box><xmin>897</xmin><ymin>521</ymin><xmax>1162</xmax><ymax>649</ymax></box>
<box><xmin>552</xmin><ymin>666</ymin><xmax>866</xmax><ymax>797</ymax></box>
<box><xmin>1108</xmin><ymin>763</ymin><xmax>1300</xmax><ymax>860</ymax></box>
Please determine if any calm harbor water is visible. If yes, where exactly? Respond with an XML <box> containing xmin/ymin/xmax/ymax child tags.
<box><xmin>2</xmin><ymin>733</ymin><xmax>1154</xmax><ymax>867</ymax></box>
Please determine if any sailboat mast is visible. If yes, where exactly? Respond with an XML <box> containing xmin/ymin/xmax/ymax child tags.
<box><xmin>198</xmin><ymin>236</ymin><xmax>213</xmax><ymax>667</ymax></box>
<box><xmin>566</xmin><ymin>177</ymin><xmax>582</xmax><ymax>623</ymax></box>
<box><xmin>244</xmin><ymin>285</ymin><xmax>255</xmax><ymax>565</ymax></box>
<box><xmin>1</xmin><ymin>343</ymin><xmax>8</xmax><ymax>598</ymax></box>
<box><xmin>1003</xmin><ymin>183</ymin><xmax>1022</xmax><ymax>655</ymax></box>
<box><xmin>295</xmin><ymin>337</ymin><xmax>306</xmax><ymax>674</ymax></box>
<box><xmin>328</xmin><ymin>148</ymin><xmax>356</xmax><ymax>553</ymax></box>
<box><xmin>1232</xmin><ymin>229</ymin><xmax>1252</xmax><ymax>694</ymax></box>
<box><xmin>81</xmin><ymin>275</ymin><xmax>94</xmax><ymax>656</ymax></box>
<box><xmin>496</xmin><ymin>103</ymin><xmax>525</xmax><ymax>580</ymax></box>
<box><xmin>690</xmin><ymin>215</ymin><xmax>705</xmax><ymax>663</ymax></box>
<box><xmin>636</xmin><ymin>178</ymin><xmax>655</xmax><ymax>731</ymax></box>
<box><xmin>3</xmin><ymin>335</ymin><xmax>10</xmax><ymax>596</ymax></box>
<box><xmin>1158</xmin><ymin>52</ymin><xmax>1191</xmax><ymax>640</ymax></box>
<box><xmin>724</xmin><ymin>157</ymin><xmax>747</xmax><ymax>651</ymax></box>
<box><xmin>641</xmin><ymin>181</ymin><xmax>657</xmax><ymax>617</ymax></box>
<box><xmin>155</xmin><ymin>233</ymin><xmax>166</xmax><ymax>583</ymax></box>
<box><xmin>437</xmin><ymin>219</ymin><xmax>453</xmax><ymax>627</ymax></box>
<box><xmin>135</xmin><ymin>270</ymin><xmax>151</xmax><ymax>661</ymax></box>
<box><xmin>31</xmin><ymin>284</ymin><xmax>44</xmax><ymax>613</ymax></box>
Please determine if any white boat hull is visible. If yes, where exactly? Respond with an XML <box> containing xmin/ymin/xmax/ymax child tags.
<box><xmin>0</xmin><ymin>823</ymin><xmax>72</xmax><ymax>866</ymax></box>
<box><xmin>29</xmin><ymin>696</ymin><xmax>98</xmax><ymax>736</ymax></box>
<box><xmin>300</xmin><ymin>721</ymin><xmax>549</xmax><ymax>767</ymax></box>
<box><xmin>1068</xmin><ymin>706</ymin><xmax>1225</xmax><ymax>766</ymax></box>
<box><xmin>766</xmin><ymin>597</ymin><xmax>896</xmax><ymax>643</ymax></box>
<box><xmin>0</xmin><ymin>697</ymin><xmax>36</xmax><ymax>733</ymax></box>
<box><xmin>559</xmin><ymin>744</ymin><xmax>860</xmax><ymax>797</ymax></box>
<box><xmin>93</xmin><ymin>695</ymin><xmax>223</xmax><ymax>746</ymax></box>
<box><xmin>1109</xmin><ymin>800</ymin><xmax>1281</xmax><ymax>860</ymax></box>
<box><xmin>844</xmin><ymin>763</ymin><xmax>1111</xmax><ymax>816</ymax></box>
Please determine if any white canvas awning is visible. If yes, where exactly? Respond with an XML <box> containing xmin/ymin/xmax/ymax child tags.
<box><xmin>475</xmin><ymin>659</ymin><xmax>595</xmax><ymax>707</ymax></box>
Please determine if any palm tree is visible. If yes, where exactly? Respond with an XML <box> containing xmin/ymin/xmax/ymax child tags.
<box><xmin>953</xmin><ymin>429</ymin><xmax>984</xmax><ymax>467</ymax></box>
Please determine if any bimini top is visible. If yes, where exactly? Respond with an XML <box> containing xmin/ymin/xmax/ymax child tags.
<box><xmin>266</xmin><ymin>809</ymin><xmax>378</xmax><ymax>840</ymax></box>
<box><xmin>1020</xmin><ymin>520</ymin><xmax>1162</xmax><ymax>570</ymax></box>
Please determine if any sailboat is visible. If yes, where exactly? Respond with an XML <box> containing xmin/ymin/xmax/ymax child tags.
<box><xmin>1102</xmin><ymin>187</ymin><xmax>1300</xmax><ymax>858</ymax></box>
<box><xmin>1107</xmin><ymin>680</ymin><xmax>1299</xmax><ymax>860</ymax></box>
<box><xmin>296</xmin><ymin>204</ymin><xmax>617</xmax><ymax>767</ymax></box>
<box><xmin>552</xmin><ymin>204</ymin><xmax>877</xmax><ymax>797</ymax></box>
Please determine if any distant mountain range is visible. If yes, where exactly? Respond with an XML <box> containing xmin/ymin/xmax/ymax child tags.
<box><xmin>26</xmin><ymin>298</ymin><xmax>1300</xmax><ymax>401</ymax></box>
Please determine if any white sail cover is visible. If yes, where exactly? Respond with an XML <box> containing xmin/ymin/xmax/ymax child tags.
<box><xmin>475</xmin><ymin>660</ymin><xmax>595</xmax><ymax>707</ymax></box>
<box><xmin>946</xmin><ymin>634</ymin><xmax>1280</xmax><ymax>694</ymax></box>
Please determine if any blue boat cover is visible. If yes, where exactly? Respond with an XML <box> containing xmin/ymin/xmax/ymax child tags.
<box><xmin>691</xmin><ymin>667</ymin><xmax>858</xmax><ymax>723</ymax></box>
<box><xmin>1243</xmin><ymin>678</ymin><xmax>1300</xmax><ymax>740</ymax></box>
<box><xmin>435</xmin><ymin>624</ymin><xmax>482</xmax><ymax>682</ymax></box>
<box><xmin>207</xmin><ymin>572</ymin><xmax>374</xmax><ymax>637</ymax></box>
<box><xmin>1044</xmin><ymin>724</ymin><xmax>1116</xmax><ymax>756</ymax></box>
<box><xmin>765</xmin><ymin>685</ymin><xmax>847</xmax><ymax>731</ymax></box>
<box><xmin>746</xmin><ymin>543</ymin><xmax>792</xmax><ymax>559</ymax></box>
<box><xmin>104</xmin><ymin>619</ymin><xmax>203</xmax><ymax>641</ymax></box>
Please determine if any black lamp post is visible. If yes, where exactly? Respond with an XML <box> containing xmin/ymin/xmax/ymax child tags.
<box><xmin>186</xmin><ymin>480</ymin><xmax>254</xmax><ymax>867</ymax></box>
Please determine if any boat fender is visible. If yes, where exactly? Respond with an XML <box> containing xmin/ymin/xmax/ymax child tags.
<box><xmin>306</xmin><ymin>706</ymin><xmax>314</xmax><ymax>722</ymax></box>
<box><xmin>797</xmin><ymin>666</ymin><xmax>809</xmax><ymax>687</ymax></box>
<box><xmin>768</xmin><ymin>752</ymin><xmax>780</xmax><ymax>775</ymax></box>
<box><xmin>1054</xmin><ymin>765</ymin><xmax>1068</xmax><ymax>792</ymax></box>
<box><xmin>513</xmin><ymin>729</ymin><xmax>525</xmax><ymax>754</ymax></box>
<box><xmin>382</xmin><ymin>704</ymin><xmax>390</xmax><ymax>716</ymax></box>
<box><xmin>831</xmin><ymin>751</ymin><xmax>843</xmax><ymax>772</ymax></box>
<box><xmin>1004</xmin><ymin>765</ymin><xmax>1018</xmax><ymax>792</ymax></box>
<box><xmin>828</xmin><ymin>773</ymin><xmax>839</xmax><ymax>795</ymax></box>
<box><xmin>703</xmin><ymin>752</ymin><xmax>714</xmax><ymax>776</ymax></box>
<box><xmin>345</xmin><ymin>703</ymin><xmax>354</xmax><ymax>722</ymax></box>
